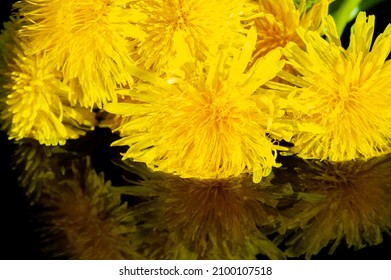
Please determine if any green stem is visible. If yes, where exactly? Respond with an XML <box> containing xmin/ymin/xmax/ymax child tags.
<box><xmin>331</xmin><ymin>0</ymin><xmax>362</xmax><ymax>36</ymax></box>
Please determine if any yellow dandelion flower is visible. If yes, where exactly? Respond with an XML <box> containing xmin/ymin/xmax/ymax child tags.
<box><xmin>15</xmin><ymin>0</ymin><xmax>135</xmax><ymax>108</ymax></box>
<box><xmin>116</xmin><ymin>160</ymin><xmax>287</xmax><ymax>260</ymax></box>
<box><xmin>280</xmin><ymin>12</ymin><xmax>391</xmax><ymax>161</ymax></box>
<box><xmin>105</xmin><ymin>29</ymin><xmax>286</xmax><ymax>183</ymax></box>
<box><xmin>0</xmin><ymin>19</ymin><xmax>96</xmax><ymax>145</ymax></box>
<box><xmin>37</xmin><ymin>156</ymin><xmax>140</xmax><ymax>259</ymax></box>
<box><xmin>126</xmin><ymin>0</ymin><xmax>245</xmax><ymax>72</ymax></box>
<box><xmin>244</xmin><ymin>0</ymin><xmax>329</xmax><ymax>61</ymax></box>
<box><xmin>281</xmin><ymin>154</ymin><xmax>391</xmax><ymax>259</ymax></box>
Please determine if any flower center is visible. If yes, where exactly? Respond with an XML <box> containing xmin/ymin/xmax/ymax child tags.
<box><xmin>174</xmin><ymin>8</ymin><xmax>190</xmax><ymax>29</ymax></box>
<box><xmin>202</xmin><ymin>93</ymin><xmax>237</xmax><ymax>131</ymax></box>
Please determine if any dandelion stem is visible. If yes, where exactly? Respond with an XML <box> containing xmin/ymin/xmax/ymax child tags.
<box><xmin>331</xmin><ymin>0</ymin><xmax>361</xmax><ymax>36</ymax></box>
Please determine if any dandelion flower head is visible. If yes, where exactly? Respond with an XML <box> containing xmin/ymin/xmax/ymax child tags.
<box><xmin>0</xmin><ymin>19</ymin><xmax>96</xmax><ymax>145</ymax></box>
<box><xmin>126</xmin><ymin>0</ymin><xmax>245</xmax><ymax>73</ymax></box>
<box><xmin>243</xmin><ymin>0</ymin><xmax>329</xmax><ymax>61</ymax></box>
<box><xmin>15</xmin><ymin>0</ymin><xmax>135</xmax><ymax>108</ymax></box>
<box><xmin>106</xmin><ymin>28</ymin><xmax>287</xmax><ymax>183</ymax></box>
<box><xmin>281</xmin><ymin>12</ymin><xmax>391</xmax><ymax>161</ymax></box>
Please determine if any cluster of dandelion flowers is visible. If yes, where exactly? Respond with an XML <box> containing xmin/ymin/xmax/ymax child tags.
<box><xmin>0</xmin><ymin>19</ymin><xmax>96</xmax><ymax>145</ymax></box>
<box><xmin>280</xmin><ymin>12</ymin><xmax>391</xmax><ymax>161</ymax></box>
<box><xmin>280</xmin><ymin>155</ymin><xmax>391</xmax><ymax>259</ymax></box>
<box><xmin>126</xmin><ymin>0</ymin><xmax>245</xmax><ymax>73</ymax></box>
<box><xmin>15</xmin><ymin>0</ymin><xmax>135</xmax><ymax>108</ymax></box>
<box><xmin>116</xmin><ymin>160</ymin><xmax>287</xmax><ymax>260</ymax></box>
<box><xmin>243</xmin><ymin>0</ymin><xmax>329</xmax><ymax>62</ymax></box>
<box><xmin>35</xmin><ymin>156</ymin><xmax>140</xmax><ymax>260</ymax></box>
<box><xmin>105</xmin><ymin>28</ymin><xmax>290</xmax><ymax>183</ymax></box>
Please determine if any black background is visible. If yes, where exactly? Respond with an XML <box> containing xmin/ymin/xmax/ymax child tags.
<box><xmin>0</xmin><ymin>0</ymin><xmax>390</xmax><ymax>260</ymax></box>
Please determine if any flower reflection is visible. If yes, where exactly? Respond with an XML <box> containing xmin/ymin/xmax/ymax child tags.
<box><xmin>280</xmin><ymin>154</ymin><xmax>391</xmax><ymax>259</ymax></box>
<box><xmin>114</xmin><ymin>160</ymin><xmax>289</xmax><ymax>260</ymax></box>
<box><xmin>13</xmin><ymin>141</ymin><xmax>140</xmax><ymax>259</ymax></box>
